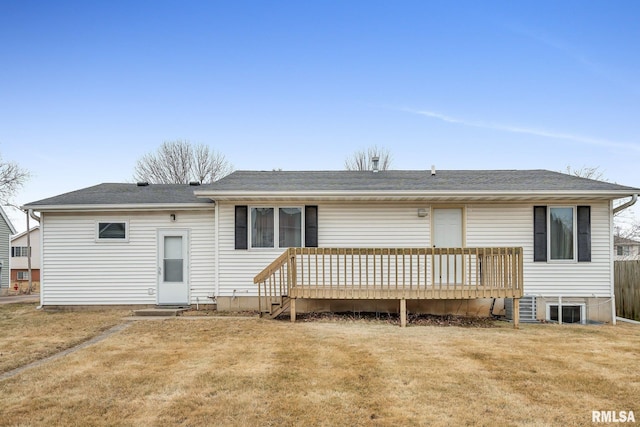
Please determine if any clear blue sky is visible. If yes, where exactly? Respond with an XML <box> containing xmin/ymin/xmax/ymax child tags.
<box><xmin>2</xmin><ymin>1</ymin><xmax>640</xmax><ymax>231</ymax></box>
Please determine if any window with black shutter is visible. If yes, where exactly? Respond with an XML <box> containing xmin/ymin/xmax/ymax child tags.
<box><xmin>533</xmin><ymin>206</ymin><xmax>547</xmax><ymax>262</ymax></box>
<box><xmin>235</xmin><ymin>205</ymin><xmax>317</xmax><ymax>249</ymax></box>
<box><xmin>305</xmin><ymin>205</ymin><xmax>318</xmax><ymax>248</ymax></box>
<box><xmin>234</xmin><ymin>206</ymin><xmax>248</xmax><ymax>250</ymax></box>
<box><xmin>577</xmin><ymin>206</ymin><xmax>591</xmax><ymax>262</ymax></box>
<box><xmin>534</xmin><ymin>205</ymin><xmax>591</xmax><ymax>262</ymax></box>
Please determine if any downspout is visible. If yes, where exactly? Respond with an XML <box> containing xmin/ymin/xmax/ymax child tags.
<box><xmin>29</xmin><ymin>209</ymin><xmax>41</xmax><ymax>223</ymax></box>
<box><xmin>26</xmin><ymin>210</ymin><xmax>31</xmax><ymax>294</ymax></box>
<box><xmin>22</xmin><ymin>209</ymin><xmax>41</xmax><ymax>295</ymax></box>
<box><xmin>611</xmin><ymin>194</ymin><xmax>637</xmax><ymax>325</ymax></box>
<box><xmin>214</xmin><ymin>201</ymin><xmax>219</xmax><ymax>302</ymax></box>
<box><xmin>613</xmin><ymin>194</ymin><xmax>637</xmax><ymax>215</ymax></box>
<box><xmin>26</xmin><ymin>209</ymin><xmax>42</xmax><ymax>309</ymax></box>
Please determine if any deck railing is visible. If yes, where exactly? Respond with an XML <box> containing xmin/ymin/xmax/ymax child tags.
<box><xmin>254</xmin><ymin>247</ymin><xmax>524</xmax><ymax>314</ymax></box>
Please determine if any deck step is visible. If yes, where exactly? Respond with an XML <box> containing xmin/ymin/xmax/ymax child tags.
<box><xmin>267</xmin><ymin>298</ymin><xmax>291</xmax><ymax>319</ymax></box>
<box><xmin>133</xmin><ymin>308</ymin><xmax>188</xmax><ymax>317</ymax></box>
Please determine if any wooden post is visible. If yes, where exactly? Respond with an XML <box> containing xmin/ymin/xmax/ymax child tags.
<box><xmin>290</xmin><ymin>298</ymin><xmax>296</xmax><ymax>323</ymax></box>
<box><xmin>400</xmin><ymin>299</ymin><xmax>407</xmax><ymax>328</ymax></box>
<box><xmin>513</xmin><ymin>297</ymin><xmax>520</xmax><ymax>329</ymax></box>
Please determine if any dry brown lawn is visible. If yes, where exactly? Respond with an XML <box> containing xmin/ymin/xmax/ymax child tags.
<box><xmin>0</xmin><ymin>305</ymin><xmax>638</xmax><ymax>426</ymax></box>
<box><xmin>0</xmin><ymin>303</ymin><xmax>131</xmax><ymax>373</ymax></box>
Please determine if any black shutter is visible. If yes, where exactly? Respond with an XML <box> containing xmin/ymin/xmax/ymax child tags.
<box><xmin>534</xmin><ymin>206</ymin><xmax>547</xmax><ymax>262</ymax></box>
<box><xmin>305</xmin><ymin>205</ymin><xmax>318</xmax><ymax>248</ymax></box>
<box><xmin>10</xmin><ymin>247</ymin><xmax>14</xmax><ymax>257</ymax></box>
<box><xmin>577</xmin><ymin>206</ymin><xmax>591</xmax><ymax>262</ymax></box>
<box><xmin>235</xmin><ymin>206</ymin><xmax>248</xmax><ymax>250</ymax></box>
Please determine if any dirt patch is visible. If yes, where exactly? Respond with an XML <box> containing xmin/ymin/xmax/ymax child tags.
<box><xmin>274</xmin><ymin>311</ymin><xmax>497</xmax><ymax>327</ymax></box>
<box><xmin>180</xmin><ymin>309</ymin><xmax>259</xmax><ymax>317</ymax></box>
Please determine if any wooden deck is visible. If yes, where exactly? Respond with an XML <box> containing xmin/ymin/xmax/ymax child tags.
<box><xmin>254</xmin><ymin>247</ymin><xmax>524</xmax><ymax>327</ymax></box>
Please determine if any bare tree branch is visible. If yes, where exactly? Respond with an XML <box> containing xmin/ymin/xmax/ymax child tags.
<box><xmin>563</xmin><ymin>165</ymin><xmax>606</xmax><ymax>181</ymax></box>
<box><xmin>0</xmin><ymin>155</ymin><xmax>30</xmax><ymax>204</ymax></box>
<box><xmin>344</xmin><ymin>146</ymin><xmax>392</xmax><ymax>171</ymax></box>
<box><xmin>133</xmin><ymin>140</ymin><xmax>233</xmax><ymax>184</ymax></box>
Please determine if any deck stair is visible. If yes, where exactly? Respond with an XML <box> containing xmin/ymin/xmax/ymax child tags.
<box><xmin>261</xmin><ymin>297</ymin><xmax>291</xmax><ymax>319</ymax></box>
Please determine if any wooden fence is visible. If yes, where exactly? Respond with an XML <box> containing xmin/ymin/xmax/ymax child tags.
<box><xmin>614</xmin><ymin>261</ymin><xmax>640</xmax><ymax>321</ymax></box>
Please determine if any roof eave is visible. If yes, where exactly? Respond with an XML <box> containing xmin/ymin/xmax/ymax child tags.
<box><xmin>22</xmin><ymin>203</ymin><xmax>216</xmax><ymax>212</ymax></box>
<box><xmin>194</xmin><ymin>190</ymin><xmax>638</xmax><ymax>202</ymax></box>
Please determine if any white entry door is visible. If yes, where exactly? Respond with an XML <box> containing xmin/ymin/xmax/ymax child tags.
<box><xmin>433</xmin><ymin>208</ymin><xmax>463</xmax><ymax>284</ymax></box>
<box><xmin>158</xmin><ymin>230</ymin><xmax>189</xmax><ymax>305</ymax></box>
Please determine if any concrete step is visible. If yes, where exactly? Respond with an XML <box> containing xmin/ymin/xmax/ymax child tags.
<box><xmin>133</xmin><ymin>308</ymin><xmax>188</xmax><ymax>317</ymax></box>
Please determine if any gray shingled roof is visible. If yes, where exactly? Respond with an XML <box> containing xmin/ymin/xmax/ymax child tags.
<box><xmin>25</xmin><ymin>183</ymin><xmax>211</xmax><ymax>207</ymax></box>
<box><xmin>199</xmin><ymin>169</ymin><xmax>639</xmax><ymax>192</ymax></box>
<box><xmin>24</xmin><ymin>170</ymin><xmax>639</xmax><ymax>208</ymax></box>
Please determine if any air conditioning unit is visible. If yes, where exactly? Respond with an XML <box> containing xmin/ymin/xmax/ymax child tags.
<box><xmin>505</xmin><ymin>295</ymin><xmax>537</xmax><ymax>323</ymax></box>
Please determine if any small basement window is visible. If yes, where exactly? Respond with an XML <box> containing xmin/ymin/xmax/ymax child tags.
<box><xmin>97</xmin><ymin>222</ymin><xmax>128</xmax><ymax>241</ymax></box>
<box><xmin>546</xmin><ymin>303</ymin><xmax>585</xmax><ymax>324</ymax></box>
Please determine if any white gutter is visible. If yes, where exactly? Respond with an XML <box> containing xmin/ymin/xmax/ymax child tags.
<box><xmin>613</xmin><ymin>194</ymin><xmax>638</xmax><ymax>214</ymax></box>
<box><xmin>21</xmin><ymin>203</ymin><xmax>216</xmax><ymax>212</ymax></box>
<box><xmin>194</xmin><ymin>189</ymin><xmax>638</xmax><ymax>201</ymax></box>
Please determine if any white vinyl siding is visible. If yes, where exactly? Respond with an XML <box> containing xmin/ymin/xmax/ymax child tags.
<box><xmin>221</xmin><ymin>201</ymin><xmax>612</xmax><ymax>299</ymax></box>
<box><xmin>466</xmin><ymin>202</ymin><xmax>612</xmax><ymax>297</ymax></box>
<box><xmin>41</xmin><ymin>210</ymin><xmax>215</xmax><ymax>305</ymax></box>
<box><xmin>218</xmin><ymin>202</ymin><xmax>430</xmax><ymax>296</ymax></box>
<box><xmin>0</xmin><ymin>219</ymin><xmax>11</xmax><ymax>289</ymax></box>
<box><xmin>39</xmin><ymin>199</ymin><xmax>614</xmax><ymax>304</ymax></box>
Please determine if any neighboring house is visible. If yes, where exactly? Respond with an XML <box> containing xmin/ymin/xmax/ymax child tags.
<box><xmin>0</xmin><ymin>206</ymin><xmax>17</xmax><ymax>295</ymax></box>
<box><xmin>23</xmin><ymin>169</ymin><xmax>640</xmax><ymax>325</ymax></box>
<box><xmin>613</xmin><ymin>235</ymin><xmax>640</xmax><ymax>260</ymax></box>
<box><xmin>10</xmin><ymin>226</ymin><xmax>41</xmax><ymax>293</ymax></box>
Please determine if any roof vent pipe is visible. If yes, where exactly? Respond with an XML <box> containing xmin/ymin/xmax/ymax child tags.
<box><xmin>372</xmin><ymin>156</ymin><xmax>380</xmax><ymax>173</ymax></box>
<box><xmin>137</xmin><ymin>182</ymin><xmax>149</xmax><ymax>187</ymax></box>
<box><xmin>431</xmin><ymin>165</ymin><xmax>436</xmax><ymax>176</ymax></box>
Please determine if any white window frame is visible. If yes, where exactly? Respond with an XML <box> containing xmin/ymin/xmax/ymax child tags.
<box><xmin>546</xmin><ymin>303</ymin><xmax>586</xmax><ymax>324</ymax></box>
<box><xmin>95</xmin><ymin>221</ymin><xmax>129</xmax><ymax>242</ymax></box>
<box><xmin>11</xmin><ymin>246</ymin><xmax>30</xmax><ymax>257</ymax></box>
<box><xmin>17</xmin><ymin>271</ymin><xmax>29</xmax><ymax>281</ymax></box>
<box><xmin>547</xmin><ymin>206</ymin><xmax>577</xmax><ymax>263</ymax></box>
<box><xmin>248</xmin><ymin>206</ymin><xmax>304</xmax><ymax>250</ymax></box>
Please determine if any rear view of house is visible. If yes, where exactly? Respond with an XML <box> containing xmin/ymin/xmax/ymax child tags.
<box><xmin>23</xmin><ymin>169</ymin><xmax>639</xmax><ymax>325</ymax></box>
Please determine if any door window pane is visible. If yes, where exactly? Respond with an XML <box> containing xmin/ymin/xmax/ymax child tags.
<box><xmin>251</xmin><ymin>208</ymin><xmax>274</xmax><ymax>248</ymax></box>
<box><xmin>164</xmin><ymin>236</ymin><xmax>182</xmax><ymax>258</ymax></box>
<box><xmin>550</xmin><ymin>208</ymin><xmax>574</xmax><ymax>260</ymax></box>
<box><xmin>279</xmin><ymin>208</ymin><xmax>302</xmax><ymax>247</ymax></box>
<box><xmin>164</xmin><ymin>236</ymin><xmax>183</xmax><ymax>282</ymax></box>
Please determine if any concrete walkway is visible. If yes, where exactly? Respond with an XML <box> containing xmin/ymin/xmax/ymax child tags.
<box><xmin>0</xmin><ymin>294</ymin><xmax>39</xmax><ymax>304</ymax></box>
